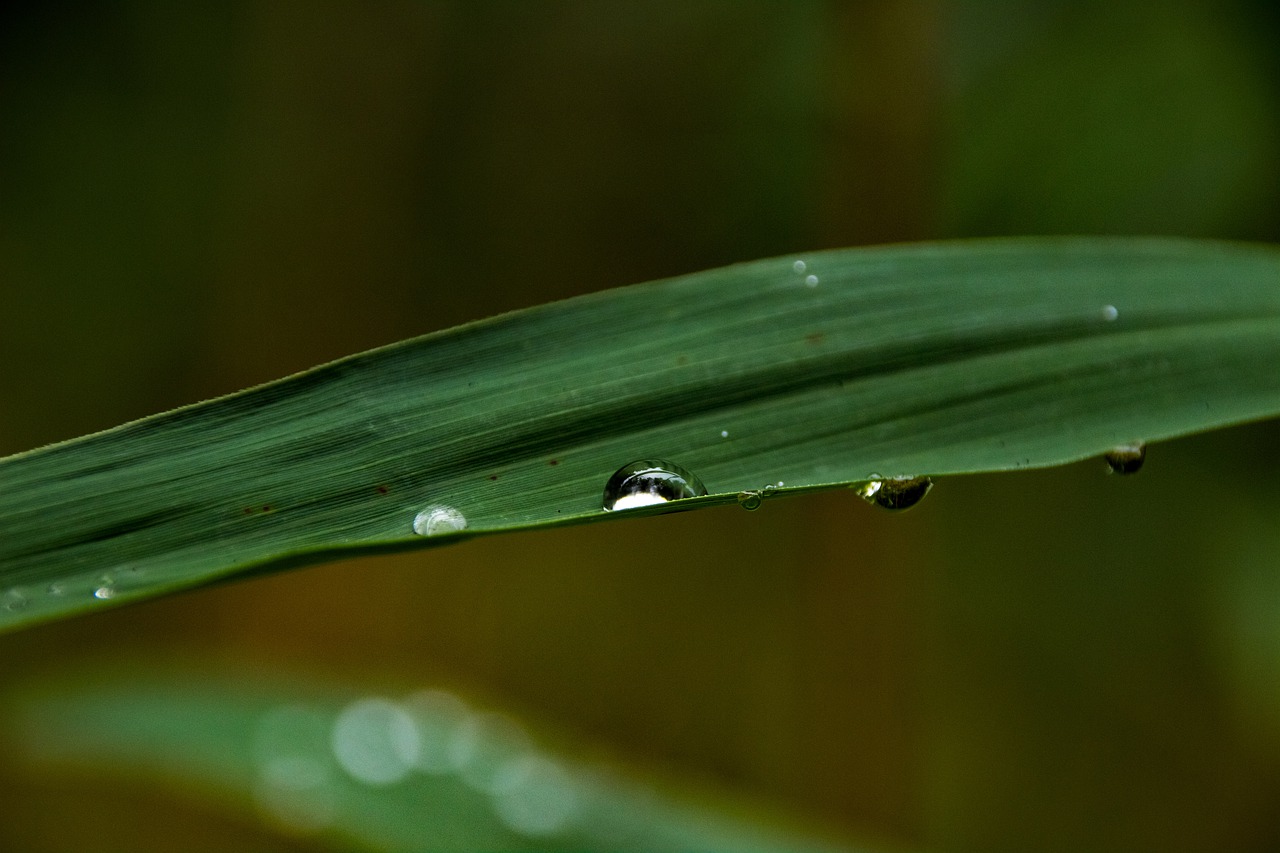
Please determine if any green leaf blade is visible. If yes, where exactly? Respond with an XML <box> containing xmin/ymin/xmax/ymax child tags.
<box><xmin>2</xmin><ymin>237</ymin><xmax>1278</xmax><ymax>630</ymax></box>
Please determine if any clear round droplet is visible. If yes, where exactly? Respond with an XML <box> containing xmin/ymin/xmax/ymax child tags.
<box><xmin>412</xmin><ymin>505</ymin><xmax>468</xmax><ymax>537</ymax></box>
<box><xmin>1101</xmin><ymin>304</ymin><xmax>1119</xmax><ymax>321</ymax></box>
<box><xmin>737</xmin><ymin>491</ymin><xmax>763</xmax><ymax>511</ymax></box>
<box><xmin>720</xmin><ymin>430</ymin><xmax>729</xmax><ymax>439</ymax></box>
<box><xmin>792</xmin><ymin>260</ymin><xmax>806</xmax><ymax>274</ymax></box>
<box><xmin>805</xmin><ymin>274</ymin><xmax>819</xmax><ymax>287</ymax></box>
<box><xmin>856</xmin><ymin>476</ymin><xmax>933</xmax><ymax>512</ymax></box>
<box><xmin>1104</xmin><ymin>443</ymin><xmax>1145</xmax><ymax>475</ymax></box>
<box><xmin>602</xmin><ymin>460</ymin><xmax>707</xmax><ymax>512</ymax></box>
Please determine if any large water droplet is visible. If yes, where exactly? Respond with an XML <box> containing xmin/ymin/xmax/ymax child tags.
<box><xmin>93</xmin><ymin>586</ymin><xmax>116</xmax><ymax>600</ymax></box>
<box><xmin>1104</xmin><ymin>443</ymin><xmax>1145</xmax><ymax>475</ymax></box>
<box><xmin>737</xmin><ymin>491</ymin><xmax>763</xmax><ymax>511</ymax></box>
<box><xmin>413</xmin><ymin>505</ymin><xmax>468</xmax><ymax>537</ymax></box>
<box><xmin>602</xmin><ymin>460</ymin><xmax>707</xmax><ymax>511</ymax></box>
<box><xmin>856</xmin><ymin>476</ymin><xmax>933</xmax><ymax>511</ymax></box>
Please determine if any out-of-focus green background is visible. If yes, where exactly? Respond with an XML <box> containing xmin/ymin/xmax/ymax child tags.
<box><xmin>2</xmin><ymin>2</ymin><xmax>1279</xmax><ymax>850</ymax></box>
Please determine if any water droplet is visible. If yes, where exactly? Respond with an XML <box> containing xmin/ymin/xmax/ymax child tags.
<box><xmin>602</xmin><ymin>460</ymin><xmax>707</xmax><ymax>511</ymax></box>
<box><xmin>253</xmin><ymin>704</ymin><xmax>337</xmax><ymax>833</ymax></box>
<box><xmin>792</xmin><ymin>260</ymin><xmax>806</xmax><ymax>274</ymax></box>
<box><xmin>720</xmin><ymin>430</ymin><xmax>729</xmax><ymax>439</ymax></box>
<box><xmin>93</xmin><ymin>586</ymin><xmax>116</xmax><ymax>600</ymax></box>
<box><xmin>491</xmin><ymin>753</ymin><xmax>580</xmax><ymax>837</ymax></box>
<box><xmin>1104</xmin><ymin>443</ymin><xmax>1145</xmax><ymax>475</ymax></box>
<box><xmin>412</xmin><ymin>505</ymin><xmax>468</xmax><ymax>537</ymax></box>
<box><xmin>737</xmin><ymin>491</ymin><xmax>763</xmax><ymax>511</ymax></box>
<box><xmin>856</xmin><ymin>476</ymin><xmax>933</xmax><ymax>511</ymax></box>
<box><xmin>46</xmin><ymin>583</ymin><xmax>65</xmax><ymax>597</ymax></box>
<box><xmin>331</xmin><ymin>697</ymin><xmax>420</xmax><ymax>786</ymax></box>
<box><xmin>3</xmin><ymin>590</ymin><xmax>27</xmax><ymax>612</ymax></box>
<box><xmin>447</xmin><ymin>711</ymin><xmax>534</xmax><ymax>792</ymax></box>
<box><xmin>404</xmin><ymin>689</ymin><xmax>471</xmax><ymax>774</ymax></box>
<box><xmin>1101</xmin><ymin>304</ymin><xmax>1119</xmax><ymax>321</ymax></box>
<box><xmin>805</xmin><ymin>274</ymin><xmax>819</xmax><ymax>287</ymax></box>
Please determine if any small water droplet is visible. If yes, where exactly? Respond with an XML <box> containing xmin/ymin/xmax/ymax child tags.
<box><xmin>805</xmin><ymin>274</ymin><xmax>819</xmax><ymax>287</ymax></box>
<box><xmin>491</xmin><ymin>753</ymin><xmax>580</xmax><ymax>837</ymax></box>
<box><xmin>1104</xmin><ymin>443</ymin><xmax>1145</xmax><ymax>475</ymax></box>
<box><xmin>602</xmin><ymin>460</ymin><xmax>707</xmax><ymax>511</ymax></box>
<box><xmin>412</xmin><ymin>505</ymin><xmax>468</xmax><ymax>537</ymax></box>
<box><xmin>1101</xmin><ymin>304</ymin><xmax>1119</xmax><ymax>322</ymax></box>
<box><xmin>94</xmin><ymin>586</ymin><xmax>116</xmax><ymax>600</ymax></box>
<box><xmin>737</xmin><ymin>491</ymin><xmax>763</xmax><ymax>511</ymax></box>
<box><xmin>720</xmin><ymin>430</ymin><xmax>729</xmax><ymax>438</ymax></box>
<box><xmin>47</xmin><ymin>583</ymin><xmax>65</xmax><ymax>597</ymax></box>
<box><xmin>3</xmin><ymin>590</ymin><xmax>27</xmax><ymax>612</ymax></box>
<box><xmin>792</xmin><ymin>260</ymin><xmax>806</xmax><ymax>274</ymax></box>
<box><xmin>856</xmin><ymin>476</ymin><xmax>933</xmax><ymax>511</ymax></box>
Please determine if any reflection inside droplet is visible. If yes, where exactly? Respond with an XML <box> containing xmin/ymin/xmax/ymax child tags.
<box><xmin>857</xmin><ymin>476</ymin><xmax>933</xmax><ymax>511</ymax></box>
<box><xmin>602</xmin><ymin>460</ymin><xmax>707</xmax><ymax>511</ymax></box>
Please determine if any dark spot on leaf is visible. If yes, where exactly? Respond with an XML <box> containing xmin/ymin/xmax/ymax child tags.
<box><xmin>805</xmin><ymin>332</ymin><xmax>826</xmax><ymax>345</ymax></box>
<box><xmin>262</xmin><ymin>505</ymin><xmax>272</xmax><ymax>513</ymax></box>
<box><xmin>376</xmin><ymin>485</ymin><xmax>389</xmax><ymax>494</ymax></box>
<box><xmin>488</xmin><ymin>475</ymin><xmax>499</xmax><ymax>481</ymax></box>
<box><xmin>548</xmin><ymin>459</ymin><xmax>558</xmax><ymax>466</ymax></box>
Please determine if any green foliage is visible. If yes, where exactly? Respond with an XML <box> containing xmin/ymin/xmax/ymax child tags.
<box><xmin>6</xmin><ymin>666</ymin><xmax>865</xmax><ymax>852</ymax></box>
<box><xmin>1</xmin><ymin>237</ymin><xmax>1278</xmax><ymax>633</ymax></box>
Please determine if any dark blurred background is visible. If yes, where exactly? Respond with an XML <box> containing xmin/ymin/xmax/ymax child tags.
<box><xmin>1</xmin><ymin>2</ymin><xmax>1279</xmax><ymax>850</ymax></box>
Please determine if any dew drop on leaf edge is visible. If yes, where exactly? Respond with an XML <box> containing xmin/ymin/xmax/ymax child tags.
<box><xmin>856</xmin><ymin>476</ymin><xmax>933</xmax><ymax>512</ymax></box>
<box><xmin>1104</xmin><ymin>443</ymin><xmax>1145</xmax><ymax>475</ymax></box>
<box><xmin>603</xmin><ymin>459</ymin><xmax>708</xmax><ymax>511</ymax></box>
